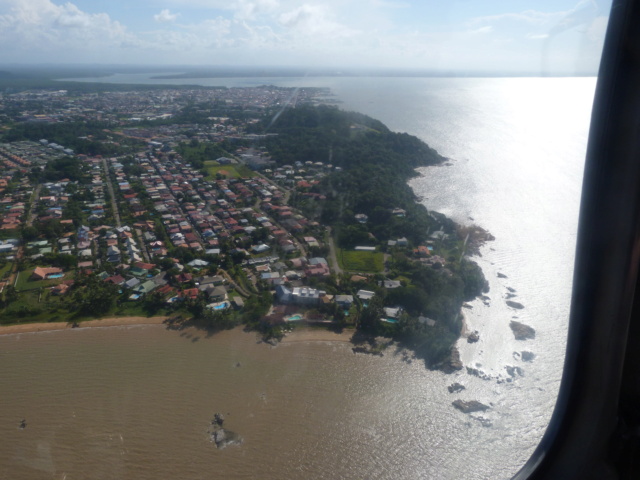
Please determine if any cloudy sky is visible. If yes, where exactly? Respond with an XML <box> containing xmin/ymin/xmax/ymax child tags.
<box><xmin>0</xmin><ymin>0</ymin><xmax>611</xmax><ymax>74</ymax></box>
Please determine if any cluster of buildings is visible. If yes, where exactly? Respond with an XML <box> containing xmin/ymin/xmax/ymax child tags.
<box><xmin>0</xmin><ymin>84</ymin><xmax>447</xmax><ymax>328</ymax></box>
<box><xmin>1</xmin><ymin>86</ymin><xmax>324</xmax><ymax>127</ymax></box>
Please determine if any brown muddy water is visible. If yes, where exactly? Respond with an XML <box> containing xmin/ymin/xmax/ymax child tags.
<box><xmin>0</xmin><ymin>325</ymin><xmax>524</xmax><ymax>480</ymax></box>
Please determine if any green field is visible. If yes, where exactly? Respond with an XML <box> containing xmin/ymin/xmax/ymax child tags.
<box><xmin>204</xmin><ymin>161</ymin><xmax>255</xmax><ymax>179</ymax></box>
<box><xmin>14</xmin><ymin>269</ymin><xmax>70</xmax><ymax>292</ymax></box>
<box><xmin>338</xmin><ymin>249</ymin><xmax>384</xmax><ymax>273</ymax></box>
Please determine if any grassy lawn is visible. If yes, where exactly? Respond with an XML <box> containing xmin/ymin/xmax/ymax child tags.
<box><xmin>1</xmin><ymin>289</ymin><xmax>77</xmax><ymax>324</ymax></box>
<box><xmin>204</xmin><ymin>161</ymin><xmax>255</xmax><ymax>179</ymax></box>
<box><xmin>338</xmin><ymin>249</ymin><xmax>384</xmax><ymax>273</ymax></box>
<box><xmin>14</xmin><ymin>269</ymin><xmax>71</xmax><ymax>292</ymax></box>
<box><xmin>0</xmin><ymin>261</ymin><xmax>12</xmax><ymax>279</ymax></box>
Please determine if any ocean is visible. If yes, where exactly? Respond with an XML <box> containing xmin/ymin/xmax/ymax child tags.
<box><xmin>0</xmin><ymin>75</ymin><xmax>596</xmax><ymax>479</ymax></box>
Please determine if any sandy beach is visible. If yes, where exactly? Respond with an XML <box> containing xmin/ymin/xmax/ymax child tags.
<box><xmin>280</xmin><ymin>327</ymin><xmax>355</xmax><ymax>344</ymax></box>
<box><xmin>0</xmin><ymin>316</ymin><xmax>169</xmax><ymax>336</ymax></box>
<box><xmin>0</xmin><ymin>320</ymin><xmax>358</xmax><ymax>344</ymax></box>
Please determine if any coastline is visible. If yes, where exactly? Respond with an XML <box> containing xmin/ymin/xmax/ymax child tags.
<box><xmin>0</xmin><ymin>316</ymin><xmax>169</xmax><ymax>336</ymax></box>
<box><xmin>280</xmin><ymin>327</ymin><xmax>355</xmax><ymax>344</ymax></box>
<box><xmin>0</xmin><ymin>320</ymin><xmax>357</xmax><ymax>344</ymax></box>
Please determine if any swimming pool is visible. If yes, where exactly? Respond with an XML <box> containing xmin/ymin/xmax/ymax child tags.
<box><xmin>286</xmin><ymin>314</ymin><xmax>304</xmax><ymax>321</ymax></box>
<box><xmin>211</xmin><ymin>301</ymin><xmax>230</xmax><ymax>310</ymax></box>
<box><xmin>47</xmin><ymin>274</ymin><xmax>64</xmax><ymax>279</ymax></box>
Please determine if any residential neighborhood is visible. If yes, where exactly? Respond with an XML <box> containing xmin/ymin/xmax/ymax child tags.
<box><xmin>0</xmin><ymin>84</ymin><xmax>483</xmax><ymax>351</ymax></box>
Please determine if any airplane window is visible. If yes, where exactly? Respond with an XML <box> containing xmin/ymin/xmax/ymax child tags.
<box><xmin>0</xmin><ymin>1</ymin><xmax>612</xmax><ymax>479</ymax></box>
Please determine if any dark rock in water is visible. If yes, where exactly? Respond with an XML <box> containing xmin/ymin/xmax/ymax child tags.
<box><xmin>213</xmin><ymin>413</ymin><xmax>224</xmax><ymax>426</ymax></box>
<box><xmin>208</xmin><ymin>414</ymin><xmax>242</xmax><ymax>449</ymax></box>
<box><xmin>452</xmin><ymin>400</ymin><xmax>490</xmax><ymax>414</ymax></box>
<box><xmin>507</xmin><ymin>287</ymin><xmax>516</xmax><ymax>293</ymax></box>
<box><xmin>467</xmin><ymin>331</ymin><xmax>480</xmax><ymax>343</ymax></box>
<box><xmin>497</xmin><ymin>272</ymin><xmax>508</xmax><ymax>279</ymax></box>
<box><xmin>210</xmin><ymin>428</ymin><xmax>243</xmax><ymax>449</ymax></box>
<box><xmin>19</xmin><ymin>419</ymin><xmax>26</xmax><ymax>430</ymax></box>
<box><xmin>352</xmin><ymin>346</ymin><xmax>383</xmax><ymax>357</ymax></box>
<box><xmin>505</xmin><ymin>365</ymin><xmax>524</xmax><ymax>377</ymax></box>
<box><xmin>510</xmin><ymin>321</ymin><xmax>536</xmax><ymax>340</ymax></box>
<box><xmin>462</xmin><ymin>303</ymin><xmax>473</xmax><ymax>309</ymax></box>
<box><xmin>505</xmin><ymin>293</ymin><xmax>517</xmax><ymax>299</ymax></box>
<box><xmin>466</xmin><ymin>367</ymin><xmax>492</xmax><ymax>381</ymax></box>
<box><xmin>214</xmin><ymin>429</ymin><xmax>226</xmax><ymax>444</ymax></box>
<box><xmin>506</xmin><ymin>300</ymin><xmax>525</xmax><ymax>309</ymax></box>
<box><xmin>440</xmin><ymin>347</ymin><xmax>463</xmax><ymax>373</ymax></box>
<box><xmin>474</xmin><ymin>416</ymin><xmax>493</xmax><ymax>428</ymax></box>
<box><xmin>481</xmin><ymin>295</ymin><xmax>491</xmax><ymax>302</ymax></box>
<box><xmin>448</xmin><ymin>383</ymin><xmax>466</xmax><ymax>393</ymax></box>
<box><xmin>521</xmin><ymin>351</ymin><xmax>536</xmax><ymax>362</ymax></box>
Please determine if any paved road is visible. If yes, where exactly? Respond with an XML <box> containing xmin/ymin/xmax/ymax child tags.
<box><xmin>102</xmin><ymin>157</ymin><xmax>121</xmax><ymax>227</ymax></box>
<box><xmin>135</xmin><ymin>228</ymin><xmax>151</xmax><ymax>262</ymax></box>
<box><xmin>26</xmin><ymin>184</ymin><xmax>42</xmax><ymax>227</ymax></box>
<box><xmin>218</xmin><ymin>268</ymin><xmax>251</xmax><ymax>297</ymax></box>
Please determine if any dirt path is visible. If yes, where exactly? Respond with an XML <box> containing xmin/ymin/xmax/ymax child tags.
<box><xmin>326</xmin><ymin>227</ymin><xmax>343</xmax><ymax>275</ymax></box>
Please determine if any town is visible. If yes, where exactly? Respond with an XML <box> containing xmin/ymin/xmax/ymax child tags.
<box><xmin>0</xmin><ymin>83</ymin><xmax>487</xmax><ymax>365</ymax></box>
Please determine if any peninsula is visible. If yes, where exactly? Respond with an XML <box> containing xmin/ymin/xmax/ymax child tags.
<box><xmin>0</xmin><ymin>80</ymin><xmax>487</xmax><ymax>369</ymax></box>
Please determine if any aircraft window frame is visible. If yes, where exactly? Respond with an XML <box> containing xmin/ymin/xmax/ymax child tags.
<box><xmin>514</xmin><ymin>0</ymin><xmax>640</xmax><ymax>478</ymax></box>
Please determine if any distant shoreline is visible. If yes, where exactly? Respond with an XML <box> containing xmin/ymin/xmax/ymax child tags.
<box><xmin>0</xmin><ymin>316</ymin><xmax>169</xmax><ymax>336</ymax></box>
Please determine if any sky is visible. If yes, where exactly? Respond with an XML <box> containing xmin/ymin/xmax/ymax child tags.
<box><xmin>0</xmin><ymin>0</ymin><xmax>612</xmax><ymax>74</ymax></box>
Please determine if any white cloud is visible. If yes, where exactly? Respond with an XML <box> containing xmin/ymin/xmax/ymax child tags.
<box><xmin>527</xmin><ymin>33</ymin><xmax>550</xmax><ymax>40</ymax></box>
<box><xmin>154</xmin><ymin>9</ymin><xmax>179</xmax><ymax>23</ymax></box>
<box><xmin>233</xmin><ymin>0</ymin><xmax>280</xmax><ymax>20</ymax></box>
<box><xmin>0</xmin><ymin>0</ymin><xmax>138</xmax><ymax>60</ymax></box>
<box><xmin>469</xmin><ymin>26</ymin><xmax>493</xmax><ymax>35</ymax></box>
<box><xmin>370</xmin><ymin>0</ymin><xmax>410</xmax><ymax>8</ymax></box>
<box><xmin>0</xmin><ymin>0</ymin><xmax>608</xmax><ymax>73</ymax></box>
<box><xmin>279</xmin><ymin>4</ymin><xmax>357</xmax><ymax>38</ymax></box>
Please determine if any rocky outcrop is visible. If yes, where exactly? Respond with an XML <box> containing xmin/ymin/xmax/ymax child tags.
<box><xmin>448</xmin><ymin>383</ymin><xmax>466</xmax><ymax>393</ymax></box>
<box><xmin>466</xmin><ymin>366</ymin><xmax>492</xmax><ymax>381</ymax></box>
<box><xmin>473</xmin><ymin>416</ymin><xmax>493</xmax><ymax>428</ymax></box>
<box><xmin>497</xmin><ymin>272</ymin><xmax>508</xmax><ymax>279</ymax></box>
<box><xmin>505</xmin><ymin>365</ymin><xmax>524</xmax><ymax>377</ymax></box>
<box><xmin>467</xmin><ymin>331</ymin><xmax>480</xmax><ymax>343</ymax></box>
<box><xmin>208</xmin><ymin>413</ymin><xmax>242</xmax><ymax>449</ymax></box>
<box><xmin>510</xmin><ymin>321</ymin><xmax>535</xmax><ymax>340</ymax></box>
<box><xmin>440</xmin><ymin>347</ymin><xmax>463</xmax><ymax>373</ymax></box>
<box><xmin>352</xmin><ymin>346</ymin><xmax>384</xmax><ymax>357</ymax></box>
<box><xmin>521</xmin><ymin>351</ymin><xmax>536</xmax><ymax>362</ymax></box>
<box><xmin>452</xmin><ymin>400</ymin><xmax>490</xmax><ymax>414</ymax></box>
<box><xmin>506</xmin><ymin>300</ymin><xmax>525</xmax><ymax>309</ymax></box>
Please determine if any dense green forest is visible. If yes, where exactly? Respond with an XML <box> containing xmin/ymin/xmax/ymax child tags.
<box><xmin>264</xmin><ymin>105</ymin><xmax>445</xmax><ymax>244</ymax></box>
